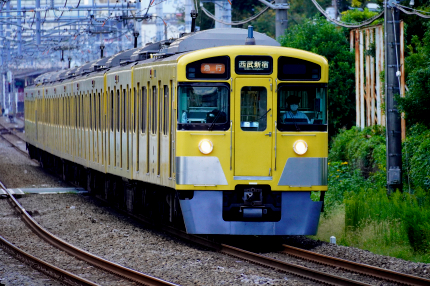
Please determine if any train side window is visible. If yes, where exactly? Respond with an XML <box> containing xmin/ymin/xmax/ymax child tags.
<box><xmin>163</xmin><ymin>85</ymin><xmax>169</xmax><ymax>135</ymax></box>
<box><xmin>93</xmin><ymin>92</ymin><xmax>96</xmax><ymax>131</ymax></box>
<box><xmin>77</xmin><ymin>94</ymin><xmax>80</xmax><ymax>128</ymax></box>
<box><xmin>98</xmin><ymin>92</ymin><xmax>101</xmax><ymax>131</ymax></box>
<box><xmin>141</xmin><ymin>87</ymin><xmax>147</xmax><ymax>133</ymax></box>
<box><xmin>117</xmin><ymin>89</ymin><xmax>120</xmax><ymax>132</ymax></box>
<box><xmin>134</xmin><ymin>87</ymin><xmax>137</xmax><ymax>133</ymax></box>
<box><xmin>177</xmin><ymin>83</ymin><xmax>230</xmax><ymax>131</ymax></box>
<box><xmin>277</xmin><ymin>84</ymin><xmax>327</xmax><ymax>132</ymax></box>
<box><xmin>123</xmin><ymin>88</ymin><xmax>126</xmax><ymax>132</ymax></box>
<box><xmin>111</xmin><ymin>90</ymin><xmax>114</xmax><ymax>131</ymax></box>
<box><xmin>159</xmin><ymin>84</ymin><xmax>163</xmax><ymax>134</ymax></box>
<box><xmin>152</xmin><ymin>86</ymin><xmax>157</xmax><ymax>134</ymax></box>
<box><xmin>89</xmin><ymin>93</ymin><xmax>92</xmax><ymax>131</ymax></box>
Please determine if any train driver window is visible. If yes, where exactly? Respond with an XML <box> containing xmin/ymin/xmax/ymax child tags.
<box><xmin>177</xmin><ymin>83</ymin><xmax>230</xmax><ymax>131</ymax></box>
<box><xmin>277</xmin><ymin>84</ymin><xmax>327</xmax><ymax>132</ymax></box>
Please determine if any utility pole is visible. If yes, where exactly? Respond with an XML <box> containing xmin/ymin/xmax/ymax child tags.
<box><xmin>258</xmin><ymin>0</ymin><xmax>289</xmax><ymax>39</ymax></box>
<box><xmin>385</xmin><ymin>0</ymin><xmax>402</xmax><ymax>192</ymax></box>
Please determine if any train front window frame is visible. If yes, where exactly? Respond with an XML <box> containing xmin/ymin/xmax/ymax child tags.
<box><xmin>177</xmin><ymin>83</ymin><xmax>230</xmax><ymax>131</ymax></box>
<box><xmin>277</xmin><ymin>83</ymin><xmax>327</xmax><ymax>132</ymax></box>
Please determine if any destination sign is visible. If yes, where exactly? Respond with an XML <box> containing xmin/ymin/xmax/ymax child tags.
<box><xmin>235</xmin><ymin>56</ymin><xmax>273</xmax><ymax>75</ymax></box>
<box><xmin>186</xmin><ymin>56</ymin><xmax>230</xmax><ymax>80</ymax></box>
<box><xmin>201</xmin><ymin>63</ymin><xmax>225</xmax><ymax>74</ymax></box>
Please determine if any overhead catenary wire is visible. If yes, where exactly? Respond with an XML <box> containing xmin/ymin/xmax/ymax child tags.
<box><xmin>394</xmin><ymin>3</ymin><xmax>430</xmax><ymax>19</ymax></box>
<box><xmin>310</xmin><ymin>0</ymin><xmax>384</xmax><ymax>28</ymax></box>
<box><xmin>200</xmin><ymin>2</ymin><xmax>271</xmax><ymax>26</ymax></box>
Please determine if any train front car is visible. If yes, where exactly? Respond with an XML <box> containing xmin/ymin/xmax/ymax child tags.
<box><xmin>175</xmin><ymin>45</ymin><xmax>328</xmax><ymax>235</ymax></box>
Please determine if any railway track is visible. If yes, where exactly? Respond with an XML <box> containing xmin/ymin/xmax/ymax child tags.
<box><xmin>0</xmin><ymin>181</ymin><xmax>178</xmax><ymax>286</ymax></box>
<box><xmin>281</xmin><ymin>244</ymin><xmax>430</xmax><ymax>285</ymax></box>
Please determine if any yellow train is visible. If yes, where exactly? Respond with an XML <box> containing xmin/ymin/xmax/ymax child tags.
<box><xmin>25</xmin><ymin>28</ymin><xmax>328</xmax><ymax>235</ymax></box>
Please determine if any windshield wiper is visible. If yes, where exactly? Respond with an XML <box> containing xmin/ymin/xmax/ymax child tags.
<box><xmin>258</xmin><ymin>108</ymin><xmax>271</xmax><ymax>121</ymax></box>
<box><xmin>208</xmin><ymin>111</ymin><xmax>222</xmax><ymax>131</ymax></box>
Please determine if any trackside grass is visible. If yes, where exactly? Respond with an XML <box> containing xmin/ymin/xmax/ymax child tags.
<box><xmin>310</xmin><ymin>125</ymin><xmax>430</xmax><ymax>263</ymax></box>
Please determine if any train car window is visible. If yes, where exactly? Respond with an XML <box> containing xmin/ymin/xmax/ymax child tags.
<box><xmin>134</xmin><ymin>87</ymin><xmax>137</xmax><ymax>134</ymax></box>
<box><xmin>177</xmin><ymin>83</ymin><xmax>230</xmax><ymax>131</ymax></box>
<box><xmin>123</xmin><ymin>89</ymin><xmax>126</xmax><ymax>132</ymax></box>
<box><xmin>159</xmin><ymin>84</ymin><xmax>163</xmax><ymax>134</ymax></box>
<box><xmin>111</xmin><ymin>90</ymin><xmax>114</xmax><ymax>131</ymax></box>
<box><xmin>98</xmin><ymin>92</ymin><xmax>101</xmax><ymax>131</ymax></box>
<box><xmin>277</xmin><ymin>84</ymin><xmax>327</xmax><ymax>132</ymax></box>
<box><xmin>89</xmin><ymin>93</ymin><xmax>92</xmax><ymax>131</ymax></box>
<box><xmin>117</xmin><ymin>89</ymin><xmax>120</xmax><ymax>132</ymax></box>
<box><xmin>186</xmin><ymin>56</ymin><xmax>230</xmax><ymax>80</ymax></box>
<box><xmin>278</xmin><ymin>57</ymin><xmax>321</xmax><ymax>81</ymax></box>
<box><xmin>141</xmin><ymin>87</ymin><xmax>147</xmax><ymax>134</ymax></box>
<box><xmin>163</xmin><ymin>85</ymin><xmax>169</xmax><ymax>135</ymax></box>
<box><xmin>240</xmin><ymin>86</ymin><xmax>267</xmax><ymax>131</ymax></box>
<box><xmin>77</xmin><ymin>94</ymin><xmax>80</xmax><ymax>128</ymax></box>
<box><xmin>93</xmin><ymin>93</ymin><xmax>97</xmax><ymax>131</ymax></box>
<box><xmin>152</xmin><ymin>86</ymin><xmax>157</xmax><ymax>134</ymax></box>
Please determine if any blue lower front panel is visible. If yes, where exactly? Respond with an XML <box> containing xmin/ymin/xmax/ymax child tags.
<box><xmin>179</xmin><ymin>191</ymin><xmax>322</xmax><ymax>235</ymax></box>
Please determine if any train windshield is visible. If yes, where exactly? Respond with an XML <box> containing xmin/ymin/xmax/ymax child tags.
<box><xmin>277</xmin><ymin>84</ymin><xmax>327</xmax><ymax>132</ymax></box>
<box><xmin>177</xmin><ymin>83</ymin><xmax>230</xmax><ymax>131</ymax></box>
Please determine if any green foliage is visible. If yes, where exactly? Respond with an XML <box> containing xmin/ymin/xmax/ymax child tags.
<box><xmin>321</xmin><ymin>125</ymin><xmax>430</xmax><ymax>259</ymax></box>
<box><xmin>398</xmin><ymin>22</ymin><xmax>430</xmax><ymax>127</ymax></box>
<box><xmin>340</xmin><ymin>8</ymin><xmax>380</xmax><ymax>24</ymax></box>
<box><xmin>329</xmin><ymin>125</ymin><xmax>386</xmax><ymax>179</ymax></box>
<box><xmin>344</xmin><ymin>188</ymin><xmax>430</xmax><ymax>253</ymax></box>
<box><xmin>403</xmin><ymin>124</ymin><xmax>430</xmax><ymax>192</ymax></box>
<box><xmin>279</xmin><ymin>16</ymin><xmax>355</xmax><ymax>137</ymax></box>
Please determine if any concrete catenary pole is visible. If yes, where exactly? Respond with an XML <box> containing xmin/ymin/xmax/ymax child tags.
<box><xmin>384</xmin><ymin>0</ymin><xmax>402</xmax><ymax>192</ymax></box>
<box><xmin>156</xmin><ymin>0</ymin><xmax>164</xmax><ymax>41</ymax></box>
<box><xmin>258</xmin><ymin>0</ymin><xmax>289</xmax><ymax>39</ymax></box>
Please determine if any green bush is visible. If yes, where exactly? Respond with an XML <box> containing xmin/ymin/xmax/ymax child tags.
<box><xmin>329</xmin><ymin>125</ymin><xmax>386</xmax><ymax>182</ymax></box>
<box><xmin>403</xmin><ymin>124</ymin><xmax>430</xmax><ymax>192</ymax></box>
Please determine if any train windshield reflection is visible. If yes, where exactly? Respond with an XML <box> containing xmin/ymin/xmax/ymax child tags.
<box><xmin>177</xmin><ymin>84</ymin><xmax>230</xmax><ymax>131</ymax></box>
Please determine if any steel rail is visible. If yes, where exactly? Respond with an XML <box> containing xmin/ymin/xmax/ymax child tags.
<box><xmin>122</xmin><ymin>212</ymin><xmax>372</xmax><ymax>286</ymax></box>
<box><xmin>0</xmin><ymin>120</ymin><xmax>31</xmax><ymax>158</ymax></box>
<box><xmin>219</xmin><ymin>244</ymin><xmax>372</xmax><ymax>286</ymax></box>
<box><xmin>0</xmin><ymin>184</ymin><xmax>178</xmax><ymax>286</ymax></box>
<box><xmin>0</xmin><ymin>234</ymin><xmax>101</xmax><ymax>286</ymax></box>
<box><xmin>282</xmin><ymin>244</ymin><xmax>430</xmax><ymax>286</ymax></box>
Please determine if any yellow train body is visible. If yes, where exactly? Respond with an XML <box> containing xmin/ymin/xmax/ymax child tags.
<box><xmin>25</xmin><ymin>29</ymin><xmax>328</xmax><ymax>235</ymax></box>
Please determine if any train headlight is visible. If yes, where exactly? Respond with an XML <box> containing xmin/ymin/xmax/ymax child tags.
<box><xmin>199</xmin><ymin>139</ymin><xmax>213</xmax><ymax>155</ymax></box>
<box><xmin>293</xmin><ymin>140</ymin><xmax>308</xmax><ymax>155</ymax></box>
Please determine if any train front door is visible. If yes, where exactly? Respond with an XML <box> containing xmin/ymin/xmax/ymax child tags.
<box><xmin>234</xmin><ymin>78</ymin><xmax>273</xmax><ymax>178</ymax></box>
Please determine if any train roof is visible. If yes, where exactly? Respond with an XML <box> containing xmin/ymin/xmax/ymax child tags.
<box><xmin>158</xmin><ymin>28</ymin><xmax>280</xmax><ymax>56</ymax></box>
<box><xmin>31</xmin><ymin>28</ymin><xmax>280</xmax><ymax>86</ymax></box>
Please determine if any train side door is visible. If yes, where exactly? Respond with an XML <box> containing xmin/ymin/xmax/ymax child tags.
<box><xmin>234</xmin><ymin>78</ymin><xmax>273</xmax><ymax>178</ymax></box>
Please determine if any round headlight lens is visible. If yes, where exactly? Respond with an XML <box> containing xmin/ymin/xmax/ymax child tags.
<box><xmin>199</xmin><ymin>139</ymin><xmax>213</xmax><ymax>155</ymax></box>
<box><xmin>293</xmin><ymin>140</ymin><xmax>308</xmax><ymax>155</ymax></box>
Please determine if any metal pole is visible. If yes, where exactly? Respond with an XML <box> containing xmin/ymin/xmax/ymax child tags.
<box><xmin>385</xmin><ymin>0</ymin><xmax>402</xmax><ymax>192</ymax></box>
<box><xmin>275</xmin><ymin>0</ymin><xmax>288</xmax><ymax>39</ymax></box>
<box><xmin>17</xmin><ymin>0</ymin><xmax>22</xmax><ymax>55</ymax></box>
